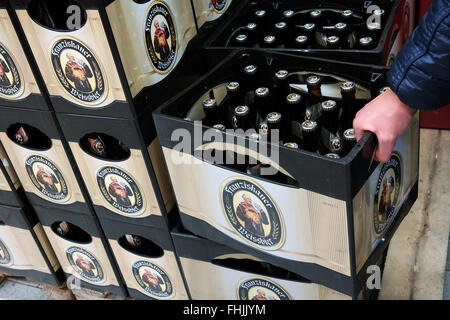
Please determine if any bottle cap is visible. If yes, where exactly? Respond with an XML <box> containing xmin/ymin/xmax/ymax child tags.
<box><xmin>379</xmin><ymin>86</ymin><xmax>390</xmax><ymax>94</ymax></box>
<box><xmin>244</xmin><ymin>64</ymin><xmax>257</xmax><ymax>75</ymax></box>
<box><xmin>284</xmin><ymin>142</ymin><xmax>299</xmax><ymax>149</ymax></box>
<box><xmin>330</xmin><ymin>137</ymin><xmax>343</xmax><ymax>152</ymax></box>
<box><xmin>306</xmin><ymin>75</ymin><xmax>321</xmax><ymax>85</ymax></box>
<box><xmin>275</xmin><ymin>22</ymin><xmax>287</xmax><ymax>30</ymax></box>
<box><xmin>335</xmin><ymin>22</ymin><xmax>347</xmax><ymax>31</ymax></box>
<box><xmin>227</xmin><ymin>82</ymin><xmax>240</xmax><ymax>92</ymax></box>
<box><xmin>327</xmin><ymin>36</ymin><xmax>340</xmax><ymax>45</ymax></box>
<box><xmin>283</xmin><ymin>10</ymin><xmax>295</xmax><ymax>18</ymax></box>
<box><xmin>255</xmin><ymin>87</ymin><xmax>270</xmax><ymax>98</ymax></box>
<box><xmin>246</xmin><ymin>22</ymin><xmax>257</xmax><ymax>31</ymax></box>
<box><xmin>235</xmin><ymin>34</ymin><xmax>248</xmax><ymax>43</ymax></box>
<box><xmin>259</xmin><ymin>121</ymin><xmax>269</xmax><ymax>133</ymax></box>
<box><xmin>286</xmin><ymin>93</ymin><xmax>302</xmax><ymax>104</ymax></box>
<box><xmin>304</xmin><ymin>23</ymin><xmax>316</xmax><ymax>31</ymax></box>
<box><xmin>321</xmin><ymin>100</ymin><xmax>337</xmax><ymax>111</ymax></box>
<box><xmin>264</xmin><ymin>35</ymin><xmax>276</xmax><ymax>44</ymax></box>
<box><xmin>255</xmin><ymin>10</ymin><xmax>266</xmax><ymax>18</ymax></box>
<box><xmin>235</xmin><ymin>105</ymin><xmax>250</xmax><ymax>116</ymax></box>
<box><xmin>310</xmin><ymin>10</ymin><xmax>322</xmax><ymax>18</ymax></box>
<box><xmin>266</xmin><ymin>112</ymin><xmax>282</xmax><ymax>124</ymax></box>
<box><xmin>373</xmin><ymin>8</ymin><xmax>385</xmax><ymax>16</ymax></box>
<box><xmin>249</xmin><ymin>133</ymin><xmax>261</xmax><ymax>141</ymax></box>
<box><xmin>213</xmin><ymin>124</ymin><xmax>226</xmax><ymax>131</ymax></box>
<box><xmin>343</xmin><ymin>128</ymin><xmax>357</xmax><ymax>141</ymax></box>
<box><xmin>295</xmin><ymin>35</ymin><xmax>308</xmax><ymax>44</ymax></box>
<box><xmin>326</xmin><ymin>153</ymin><xmax>340</xmax><ymax>159</ymax></box>
<box><xmin>203</xmin><ymin>98</ymin><xmax>217</xmax><ymax>109</ymax></box>
<box><xmin>275</xmin><ymin>70</ymin><xmax>289</xmax><ymax>80</ymax></box>
<box><xmin>301</xmin><ymin>120</ymin><xmax>318</xmax><ymax>132</ymax></box>
<box><xmin>340</xmin><ymin>81</ymin><xmax>356</xmax><ymax>92</ymax></box>
<box><xmin>367</xmin><ymin>22</ymin><xmax>381</xmax><ymax>31</ymax></box>
<box><xmin>359</xmin><ymin>36</ymin><xmax>373</xmax><ymax>46</ymax></box>
<box><xmin>341</xmin><ymin>9</ymin><xmax>353</xmax><ymax>18</ymax></box>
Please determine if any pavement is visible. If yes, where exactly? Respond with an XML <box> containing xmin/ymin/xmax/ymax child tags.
<box><xmin>0</xmin><ymin>128</ymin><xmax>449</xmax><ymax>300</ymax></box>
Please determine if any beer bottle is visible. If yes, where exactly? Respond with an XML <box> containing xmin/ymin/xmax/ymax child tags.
<box><xmin>245</xmin><ymin>22</ymin><xmax>259</xmax><ymax>46</ymax></box>
<box><xmin>325</xmin><ymin>153</ymin><xmax>340</xmax><ymax>159</ymax></box>
<box><xmin>309</xmin><ymin>10</ymin><xmax>324</xmax><ymax>25</ymax></box>
<box><xmin>283</xmin><ymin>142</ymin><xmax>299</xmax><ymax>149</ymax></box>
<box><xmin>14</xmin><ymin>126</ymin><xmax>29</xmax><ymax>146</ymax></box>
<box><xmin>301</xmin><ymin>120</ymin><xmax>322</xmax><ymax>153</ymax></box>
<box><xmin>274</xmin><ymin>22</ymin><xmax>288</xmax><ymax>46</ymax></box>
<box><xmin>120</xmin><ymin>235</ymin><xmax>163</xmax><ymax>257</ymax></box>
<box><xmin>261</xmin><ymin>35</ymin><xmax>277</xmax><ymax>48</ymax></box>
<box><xmin>358</xmin><ymin>36</ymin><xmax>374</xmax><ymax>49</ymax></box>
<box><xmin>87</xmin><ymin>135</ymin><xmax>106</xmax><ymax>158</ymax></box>
<box><xmin>285</xmin><ymin>92</ymin><xmax>305</xmax><ymax>126</ymax></box>
<box><xmin>321</xmin><ymin>100</ymin><xmax>340</xmax><ymax>134</ymax></box>
<box><xmin>302</xmin><ymin>23</ymin><xmax>317</xmax><ymax>45</ymax></box>
<box><xmin>379</xmin><ymin>86</ymin><xmax>390</xmax><ymax>95</ymax></box>
<box><xmin>335</xmin><ymin>23</ymin><xmax>349</xmax><ymax>46</ymax></box>
<box><xmin>56</xmin><ymin>221</ymin><xmax>70</xmax><ymax>237</ymax></box>
<box><xmin>213</xmin><ymin>124</ymin><xmax>226</xmax><ymax>131</ymax></box>
<box><xmin>233</xmin><ymin>33</ymin><xmax>249</xmax><ymax>47</ymax></box>
<box><xmin>306</xmin><ymin>75</ymin><xmax>322</xmax><ymax>106</ymax></box>
<box><xmin>125</xmin><ymin>235</ymin><xmax>142</xmax><ymax>248</ymax></box>
<box><xmin>282</xmin><ymin>10</ymin><xmax>296</xmax><ymax>35</ymax></box>
<box><xmin>254</xmin><ymin>9</ymin><xmax>269</xmax><ymax>31</ymax></box>
<box><xmin>55</xmin><ymin>221</ymin><xmax>91</xmax><ymax>243</ymax></box>
<box><xmin>341</xmin><ymin>9</ymin><xmax>354</xmax><ymax>20</ymax></box>
<box><xmin>367</xmin><ymin>22</ymin><xmax>381</xmax><ymax>40</ymax></box>
<box><xmin>259</xmin><ymin>121</ymin><xmax>269</xmax><ymax>141</ymax></box>
<box><xmin>233</xmin><ymin>106</ymin><xmax>253</xmax><ymax>131</ymax></box>
<box><xmin>203</xmin><ymin>98</ymin><xmax>221</xmax><ymax>126</ymax></box>
<box><xmin>328</xmin><ymin>136</ymin><xmax>344</xmax><ymax>156</ymax></box>
<box><xmin>326</xmin><ymin>35</ymin><xmax>340</xmax><ymax>49</ymax></box>
<box><xmin>342</xmin><ymin>128</ymin><xmax>357</xmax><ymax>156</ymax></box>
<box><xmin>274</xmin><ymin>70</ymin><xmax>291</xmax><ymax>99</ymax></box>
<box><xmin>266</xmin><ymin>112</ymin><xmax>283</xmax><ymax>142</ymax></box>
<box><xmin>226</xmin><ymin>82</ymin><xmax>243</xmax><ymax>109</ymax></box>
<box><xmin>294</xmin><ymin>35</ymin><xmax>309</xmax><ymax>49</ymax></box>
<box><xmin>254</xmin><ymin>87</ymin><xmax>271</xmax><ymax>119</ymax></box>
<box><xmin>242</xmin><ymin>64</ymin><xmax>258</xmax><ymax>92</ymax></box>
<box><xmin>340</xmin><ymin>81</ymin><xmax>357</xmax><ymax>130</ymax></box>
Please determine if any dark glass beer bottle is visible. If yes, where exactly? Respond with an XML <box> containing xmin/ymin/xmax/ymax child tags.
<box><xmin>203</xmin><ymin>98</ymin><xmax>221</xmax><ymax>126</ymax></box>
<box><xmin>340</xmin><ymin>81</ymin><xmax>357</xmax><ymax>130</ymax></box>
<box><xmin>226</xmin><ymin>82</ymin><xmax>243</xmax><ymax>109</ymax></box>
<box><xmin>325</xmin><ymin>153</ymin><xmax>340</xmax><ymax>159</ymax></box>
<box><xmin>274</xmin><ymin>70</ymin><xmax>291</xmax><ymax>99</ymax></box>
<box><xmin>87</xmin><ymin>135</ymin><xmax>106</xmax><ymax>158</ymax></box>
<box><xmin>285</xmin><ymin>92</ymin><xmax>304</xmax><ymax>125</ymax></box>
<box><xmin>254</xmin><ymin>9</ymin><xmax>269</xmax><ymax>31</ymax></box>
<box><xmin>342</xmin><ymin>128</ymin><xmax>357</xmax><ymax>156</ymax></box>
<box><xmin>261</xmin><ymin>35</ymin><xmax>277</xmax><ymax>48</ymax></box>
<box><xmin>274</xmin><ymin>22</ymin><xmax>288</xmax><ymax>46</ymax></box>
<box><xmin>358</xmin><ymin>36</ymin><xmax>374</xmax><ymax>49</ymax></box>
<box><xmin>266</xmin><ymin>112</ymin><xmax>283</xmax><ymax>143</ymax></box>
<box><xmin>56</xmin><ymin>221</ymin><xmax>70</xmax><ymax>237</ymax></box>
<box><xmin>245</xmin><ymin>22</ymin><xmax>259</xmax><ymax>46</ymax></box>
<box><xmin>309</xmin><ymin>9</ymin><xmax>324</xmax><ymax>25</ymax></box>
<box><xmin>233</xmin><ymin>106</ymin><xmax>252</xmax><ymax>130</ymax></box>
<box><xmin>55</xmin><ymin>221</ymin><xmax>91</xmax><ymax>243</ymax></box>
<box><xmin>379</xmin><ymin>86</ymin><xmax>390</xmax><ymax>95</ymax></box>
<box><xmin>367</xmin><ymin>22</ymin><xmax>381</xmax><ymax>40</ymax></box>
<box><xmin>233</xmin><ymin>33</ymin><xmax>249</xmax><ymax>47</ymax></box>
<box><xmin>294</xmin><ymin>35</ymin><xmax>309</xmax><ymax>49</ymax></box>
<box><xmin>321</xmin><ymin>100</ymin><xmax>340</xmax><ymax>134</ymax></box>
<box><xmin>306</xmin><ymin>75</ymin><xmax>322</xmax><ymax>106</ymax></box>
<box><xmin>301</xmin><ymin>120</ymin><xmax>321</xmax><ymax>153</ymax></box>
<box><xmin>125</xmin><ymin>235</ymin><xmax>142</xmax><ymax>248</ymax></box>
<box><xmin>254</xmin><ymin>87</ymin><xmax>271</xmax><ymax>118</ymax></box>
<box><xmin>242</xmin><ymin>64</ymin><xmax>259</xmax><ymax>92</ymax></box>
<box><xmin>326</xmin><ymin>35</ymin><xmax>340</xmax><ymax>49</ymax></box>
<box><xmin>14</xmin><ymin>126</ymin><xmax>29</xmax><ymax>146</ymax></box>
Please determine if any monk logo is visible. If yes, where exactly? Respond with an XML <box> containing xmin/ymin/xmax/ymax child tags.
<box><xmin>0</xmin><ymin>42</ymin><xmax>23</xmax><ymax>100</ymax></box>
<box><xmin>373</xmin><ymin>154</ymin><xmax>401</xmax><ymax>236</ymax></box>
<box><xmin>210</xmin><ymin>0</ymin><xmax>227</xmax><ymax>13</ymax></box>
<box><xmin>50</xmin><ymin>37</ymin><xmax>107</xmax><ymax>106</ymax></box>
<box><xmin>144</xmin><ymin>2</ymin><xmax>177</xmax><ymax>74</ymax></box>
<box><xmin>25</xmin><ymin>155</ymin><xmax>69</xmax><ymax>203</ymax></box>
<box><xmin>132</xmin><ymin>261</ymin><xmax>174</xmax><ymax>299</ymax></box>
<box><xmin>96</xmin><ymin>166</ymin><xmax>145</xmax><ymax>216</ymax></box>
<box><xmin>66</xmin><ymin>246</ymin><xmax>105</xmax><ymax>283</ymax></box>
<box><xmin>0</xmin><ymin>238</ymin><xmax>12</xmax><ymax>266</ymax></box>
<box><xmin>220</xmin><ymin>177</ymin><xmax>285</xmax><ymax>250</ymax></box>
<box><xmin>237</xmin><ymin>277</ymin><xmax>292</xmax><ymax>300</ymax></box>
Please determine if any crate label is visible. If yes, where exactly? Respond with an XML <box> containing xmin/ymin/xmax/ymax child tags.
<box><xmin>132</xmin><ymin>260</ymin><xmax>175</xmax><ymax>299</ymax></box>
<box><xmin>66</xmin><ymin>246</ymin><xmax>105</xmax><ymax>284</ymax></box>
<box><xmin>0</xmin><ymin>237</ymin><xmax>12</xmax><ymax>266</ymax></box>
<box><xmin>220</xmin><ymin>176</ymin><xmax>285</xmax><ymax>251</ymax></box>
<box><xmin>237</xmin><ymin>276</ymin><xmax>292</xmax><ymax>300</ymax></box>
<box><xmin>50</xmin><ymin>37</ymin><xmax>108</xmax><ymax>106</ymax></box>
<box><xmin>0</xmin><ymin>41</ymin><xmax>24</xmax><ymax>100</ymax></box>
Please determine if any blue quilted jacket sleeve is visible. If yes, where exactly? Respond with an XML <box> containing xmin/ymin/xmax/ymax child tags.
<box><xmin>387</xmin><ymin>0</ymin><xmax>450</xmax><ymax>110</ymax></box>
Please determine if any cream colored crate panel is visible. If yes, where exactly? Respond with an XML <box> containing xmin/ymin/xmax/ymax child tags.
<box><xmin>106</xmin><ymin>0</ymin><xmax>197</xmax><ymax>97</ymax></box>
<box><xmin>180</xmin><ymin>257</ymin><xmax>350</xmax><ymax>300</ymax></box>
<box><xmin>43</xmin><ymin>225</ymin><xmax>119</xmax><ymax>287</ymax></box>
<box><xmin>163</xmin><ymin>147</ymin><xmax>351</xmax><ymax>276</ymax></box>
<box><xmin>0</xmin><ymin>9</ymin><xmax>40</xmax><ymax>100</ymax></box>
<box><xmin>0</xmin><ymin>224</ymin><xmax>52</xmax><ymax>274</ymax></box>
<box><xmin>69</xmin><ymin>141</ymin><xmax>162</xmax><ymax>219</ymax></box>
<box><xmin>109</xmin><ymin>240</ymin><xmax>188</xmax><ymax>300</ymax></box>
<box><xmin>16</xmin><ymin>9</ymin><xmax>125</xmax><ymax>107</ymax></box>
<box><xmin>0</xmin><ymin>134</ymin><xmax>85</xmax><ymax>205</ymax></box>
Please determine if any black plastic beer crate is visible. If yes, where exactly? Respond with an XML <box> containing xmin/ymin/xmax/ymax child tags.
<box><xmin>100</xmin><ymin>219</ymin><xmax>190</xmax><ymax>300</ymax></box>
<box><xmin>33</xmin><ymin>204</ymin><xmax>127</xmax><ymax>296</ymax></box>
<box><xmin>153</xmin><ymin>49</ymin><xmax>419</xmax><ymax>297</ymax></box>
<box><xmin>56</xmin><ymin>111</ymin><xmax>177</xmax><ymax>230</ymax></box>
<box><xmin>171</xmin><ymin>224</ymin><xmax>388</xmax><ymax>300</ymax></box>
<box><xmin>203</xmin><ymin>0</ymin><xmax>414</xmax><ymax>66</ymax></box>
<box><xmin>8</xmin><ymin>0</ymin><xmax>204</xmax><ymax>119</ymax></box>
<box><xmin>0</xmin><ymin>203</ymin><xmax>65</xmax><ymax>286</ymax></box>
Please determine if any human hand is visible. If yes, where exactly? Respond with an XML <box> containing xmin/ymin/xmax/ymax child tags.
<box><xmin>353</xmin><ymin>88</ymin><xmax>416</xmax><ymax>163</ymax></box>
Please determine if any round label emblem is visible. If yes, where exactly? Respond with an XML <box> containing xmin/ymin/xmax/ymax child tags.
<box><xmin>25</xmin><ymin>155</ymin><xmax>70</xmax><ymax>203</ymax></box>
<box><xmin>132</xmin><ymin>261</ymin><xmax>174</xmax><ymax>299</ymax></box>
<box><xmin>66</xmin><ymin>246</ymin><xmax>105</xmax><ymax>283</ymax></box>
<box><xmin>96</xmin><ymin>166</ymin><xmax>145</xmax><ymax>216</ymax></box>
<box><xmin>0</xmin><ymin>238</ymin><xmax>12</xmax><ymax>266</ymax></box>
<box><xmin>373</xmin><ymin>154</ymin><xmax>402</xmax><ymax>236</ymax></box>
<box><xmin>50</xmin><ymin>37</ymin><xmax>107</xmax><ymax>106</ymax></box>
<box><xmin>144</xmin><ymin>2</ymin><xmax>177</xmax><ymax>74</ymax></box>
<box><xmin>212</xmin><ymin>0</ymin><xmax>227</xmax><ymax>13</ymax></box>
<box><xmin>0</xmin><ymin>42</ymin><xmax>24</xmax><ymax>100</ymax></box>
<box><xmin>237</xmin><ymin>277</ymin><xmax>292</xmax><ymax>300</ymax></box>
<box><xmin>220</xmin><ymin>177</ymin><xmax>285</xmax><ymax>250</ymax></box>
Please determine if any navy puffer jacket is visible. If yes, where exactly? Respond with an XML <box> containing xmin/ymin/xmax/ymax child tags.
<box><xmin>387</xmin><ymin>0</ymin><xmax>450</xmax><ymax>110</ymax></box>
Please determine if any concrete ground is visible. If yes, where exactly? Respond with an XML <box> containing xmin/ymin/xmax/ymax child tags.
<box><xmin>0</xmin><ymin>128</ymin><xmax>449</xmax><ymax>300</ymax></box>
